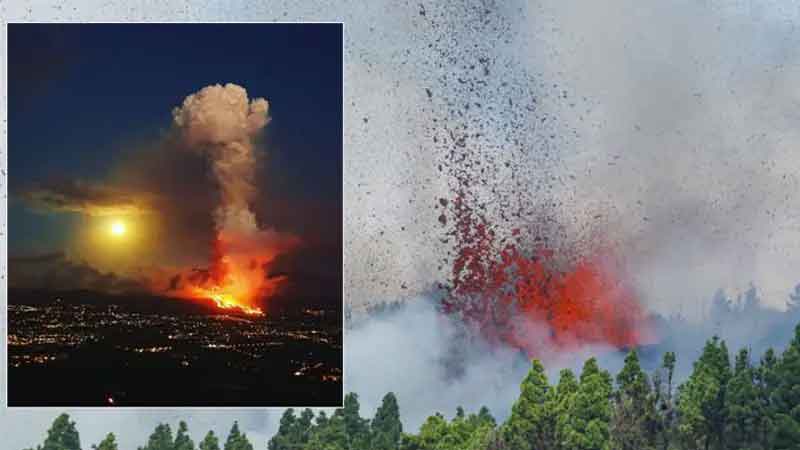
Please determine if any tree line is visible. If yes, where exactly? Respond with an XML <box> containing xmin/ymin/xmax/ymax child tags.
<box><xmin>23</xmin><ymin>323</ymin><xmax>800</xmax><ymax>450</ymax></box>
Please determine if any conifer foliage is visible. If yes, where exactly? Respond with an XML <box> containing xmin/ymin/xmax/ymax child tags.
<box><xmin>21</xmin><ymin>323</ymin><xmax>800</xmax><ymax>450</ymax></box>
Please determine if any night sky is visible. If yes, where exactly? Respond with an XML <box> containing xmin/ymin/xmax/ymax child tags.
<box><xmin>8</xmin><ymin>24</ymin><xmax>343</xmax><ymax>305</ymax></box>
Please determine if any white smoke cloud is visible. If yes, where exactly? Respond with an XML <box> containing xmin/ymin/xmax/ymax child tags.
<box><xmin>343</xmin><ymin>300</ymin><xmax>643</xmax><ymax>430</ymax></box>
<box><xmin>344</xmin><ymin>298</ymin><xmax>800</xmax><ymax>431</ymax></box>
<box><xmin>515</xmin><ymin>0</ymin><xmax>800</xmax><ymax>315</ymax></box>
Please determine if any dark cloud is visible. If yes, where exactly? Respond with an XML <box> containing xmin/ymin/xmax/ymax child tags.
<box><xmin>9</xmin><ymin>251</ymin><xmax>66</xmax><ymax>264</ymax></box>
<box><xmin>9</xmin><ymin>251</ymin><xmax>145</xmax><ymax>294</ymax></box>
<box><xmin>266</xmin><ymin>241</ymin><xmax>342</xmax><ymax>311</ymax></box>
<box><xmin>17</xmin><ymin>178</ymin><xmax>152</xmax><ymax>216</ymax></box>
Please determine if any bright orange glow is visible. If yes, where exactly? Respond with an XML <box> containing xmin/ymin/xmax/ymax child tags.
<box><xmin>158</xmin><ymin>229</ymin><xmax>297</xmax><ymax>316</ymax></box>
<box><xmin>190</xmin><ymin>285</ymin><xmax>264</xmax><ymax>316</ymax></box>
<box><xmin>443</xmin><ymin>194</ymin><xmax>655</xmax><ymax>360</ymax></box>
<box><xmin>173</xmin><ymin>234</ymin><xmax>293</xmax><ymax>316</ymax></box>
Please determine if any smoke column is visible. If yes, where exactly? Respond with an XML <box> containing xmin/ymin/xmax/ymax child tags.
<box><xmin>171</xmin><ymin>83</ymin><xmax>296</xmax><ymax>313</ymax></box>
<box><xmin>172</xmin><ymin>83</ymin><xmax>268</xmax><ymax>234</ymax></box>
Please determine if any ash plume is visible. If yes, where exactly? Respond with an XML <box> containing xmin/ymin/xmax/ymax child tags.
<box><xmin>170</xmin><ymin>84</ymin><xmax>299</xmax><ymax>310</ymax></box>
<box><xmin>513</xmin><ymin>1</ymin><xmax>800</xmax><ymax>316</ymax></box>
<box><xmin>172</xmin><ymin>84</ymin><xmax>269</xmax><ymax>235</ymax></box>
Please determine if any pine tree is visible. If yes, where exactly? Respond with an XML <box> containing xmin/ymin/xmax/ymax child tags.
<box><xmin>560</xmin><ymin>358</ymin><xmax>613</xmax><ymax>450</ymax></box>
<box><xmin>451</xmin><ymin>407</ymin><xmax>495</xmax><ymax>450</ymax></box>
<box><xmin>41</xmin><ymin>414</ymin><xmax>81</xmax><ymax>450</ymax></box>
<box><xmin>316</xmin><ymin>411</ymin><xmax>330</xmax><ymax>429</ymax></box>
<box><xmin>411</xmin><ymin>413</ymin><xmax>449</xmax><ymax>450</ymax></box>
<box><xmin>399</xmin><ymin>405</ymin><xmax>495</xmax><ymax>450</ymax></box>
<box><xmin>771</xmin><ymin>324</ymin><xmax>800</xmax><ymax>449</ymax></box>
<box><xmin>725</xmin><ymin>349</ymin><xmax>763</xmax><ymax>450</ymax></box>
<box><xmin>552</xmin><ymin>368</ymin><xmax>580</xmax><ymax>449</ymax></box>
<box><xmin>268</xmin><ymin>409</ymin><xmax>313</xmax><ymax>450</ymax></box>
<box><xmin>612</xmin><ymin>350</ymin><xmax>656</xmax><ymax>450</ymax></box>
<box><xmin>139</xmin><ymin>424</ymin><xmax>173</xmax><ymax>450</ymax></box>
<box><xmin>677</xmin><ymin>336</ymin><xmax>731</xmax><ymax>450</ymax></box>
<box><xmin>199</xmin><ymin>431</ymin><xmax>220</xmax><ymax>450</ymax></box>
<box><xmin>756</xmin><ymin>348</ymin><xmax>779</xmax><ymax>448</ymax></box>
<box><xmin>466</xmin><ymin>406</ymin><xmax>497</xmax><ymax>450</ymax></box>
<box><xmin>287</xmin><ymin>409</ymin><xmax>314</xmax><ymax>449</ymax></box>
<box><xmin>371</xmin><ymin>392</ymin><xmax>403</xmax><ymax>450</ymax></box>
<box><xmin>92</xmin><ymin>434</ymin><xmax>118</xmax><ymax>450</ymax></box>
<box><xmin>341</xmin><ymin>393</ymin><xmax>370</xmax><ymax>449</ymax></box>
<box><xmin>223</xmin><ymin>422</ymin><xmax>253</xmax><ymax>450</ymax></box>
<box><xmin>502</xmin><ymin>359</ymin><xmax>552</xmax><ymax>450</ymax></box>
<box><xmin>476</xmin><ymin>406</ymin><xmax>495</xmax><ymax>428</ymax></box>
<box><xmin>653</xmin><ymin>351</ymin><xmax>677</xmax><ymax>450</ymax></box>
<box><xmin>305</xmin><ymin>413</ymin><xmax>347</xmax><ymax>450</ymax></box>
<box><xmin>448</xmin><ymin>407</ymin><xmax>474</xmax><ymax>449</ymax></box>
<box><xmin>174</xmin><ymin>421</ymin><xmax>194</xmax><ymax>450</ymax></box>
<box><xmin>268</xmin><ymin>409</ymin><xmax>297</xmax><ymax>450</ymax></box>
<box><xmin>21</xmin><ymin>325</ymin><xmax>800</xmax><ymax>450</ymax></box>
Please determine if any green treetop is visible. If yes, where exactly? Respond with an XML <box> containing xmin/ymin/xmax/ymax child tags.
<box><xmin>41</xmin><ymin>414</ymin><xmax>81</xmax><ymax>450</ymax></box>
<box><xmin>502</xmin><ymin>359</ymin><xmax>552</xmax><ymax>450</ymax></box>
<box><xmin>725</xmin><ymin>348</ymin><xmax>764</xmax><ymax>450</ymax></box>
<box><xmin>341</xmin><ymin>393</ymin><xmax>370</xmax><ymax>449</ymax></box>
<box><xmin>371</xmin><ymin>392</ymin><xmax>403</xmax><ymax>450</ymax></box>
<box><xmin>198</xmin><ymin>431</ymin><xmax>220</xmax><ymax>450</ymax></box>
<box><xmin>560</xmin><ymin>358</ymin><xmax>613</xmax><ymax>450</ymax></box>
<box><xmin>677</xmin><ymin>336</ymin><xmax>731</xmax><ymax>450</ymax></box>
<box><xmin>92</xmin><ymin>433</ymin><xmax>118</xmax><ymax>450</ymax></box>
<box><xmin>612</xmin><ymin>350</ymin><xmax>657</xmax><ymax>450</ymax></box>
<box><xmin>223</xmin><ymin>422</ymin><xmax>253</xmax><ymax>450</ymax></box>
<box><xmin>771</xmin><ymin>324</ymin><xmax>800</xmax><ymax>449</ymax></box>
<box><xmin>139</xmin><ymin>424</ymin><xmax>173</xmax><ymax>450</ymax></box>
<box><xmin>173</xmin><ymin>421</ymin><xmax>194</xmax><ymax>450</ymax></box>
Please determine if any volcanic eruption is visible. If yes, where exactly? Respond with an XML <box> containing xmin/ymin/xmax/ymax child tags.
<box><xmin>435</xmin><ymin>127</ymin><xmax>654</xmax><ymax>360</ymax></box>
<box><xmin>440</xmin><ymin>193</ymin><xmax>654</xmax><ymax>359</ymax></box>
<box><xmin>169</xmin><ymin>84</ymin><xmax>299</xmax><ymax>315</ymax></box>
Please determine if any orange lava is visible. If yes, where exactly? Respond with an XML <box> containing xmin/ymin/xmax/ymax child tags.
<box><xmin>189</xmin><ymin>285</ymin><xmax>264</xmax><ymax>316</ymax></box>
<box><xmin>171</xmin><ymin>235</ymin><xmax>293</xmax><ymax>316</ymax></box>
<box><xmin>443</xmin><ymin>195</ymin><xmax>652</xmax><ymax>359</ymax></box>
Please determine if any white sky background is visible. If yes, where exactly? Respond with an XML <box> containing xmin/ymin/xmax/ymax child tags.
<box><xmin>515</xmin><ymin>1</ymin><xmax>800</xmax><ymax>316</ymax></box>
<box><xmin>2</xmin><ymin>1</ymin><xmax>800</xmax><ymax>449</ymax></box>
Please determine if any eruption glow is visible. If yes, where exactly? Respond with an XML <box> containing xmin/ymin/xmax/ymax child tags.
<box><xmin>442</xmin><ymin>194</ymin><xmax>654</xmax><ymax>360</ymax></box>
<box><xmin>189</xmin><ymin>285</ymin><xmax>264</xmax><ymax>316</ymax></box>
<box><xmin>168</xmin><ymin>84</ymin><xmax>298</xmax><ymax>315</ymax></box>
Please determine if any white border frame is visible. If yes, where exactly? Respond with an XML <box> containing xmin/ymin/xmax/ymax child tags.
<box><xmin>2</xmin><ymin>20</ymin><xmax>346</xmax><ymax>411</ymax></box>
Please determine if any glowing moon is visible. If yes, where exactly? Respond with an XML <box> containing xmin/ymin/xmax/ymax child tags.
<box><xmin>110</xmin><ymin>221</ymin><xmax>126</xmax><ymax>236</ymax></box>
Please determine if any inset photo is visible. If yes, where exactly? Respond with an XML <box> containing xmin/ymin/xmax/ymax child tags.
<box><xmin>7</xmin><ymin>23</ymin><xmax>343</xmax><ymax>407</ymax></box>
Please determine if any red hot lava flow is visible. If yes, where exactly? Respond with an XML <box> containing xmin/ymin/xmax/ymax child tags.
<box><xmin>441</xmin><ymin>195</ymin><xmax>653</xmax><ymax>359</ymax></box>
<box><xmin>178</xmin><ymin>233</ymin><xmax>295</xmax><ymax>316</ymax></box>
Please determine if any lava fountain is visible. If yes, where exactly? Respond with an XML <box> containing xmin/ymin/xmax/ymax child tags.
<box><xmin>441</xmin><ymin>195</ymin><xmax>654</xmax><ymax>360</ymax></box>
